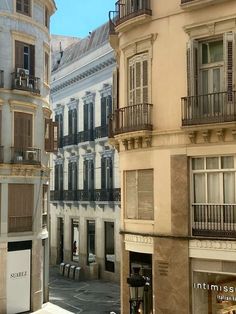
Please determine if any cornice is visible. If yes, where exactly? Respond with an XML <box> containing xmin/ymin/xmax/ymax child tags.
<box><xmin>51</xmin><ymin>57</ymin><xmax>116</xmax><ymax>94</ymax></box>
<box><xmin>189</xmin><ymin>239</ymin><xmax>236</xmax><ymax>251</ymax></box>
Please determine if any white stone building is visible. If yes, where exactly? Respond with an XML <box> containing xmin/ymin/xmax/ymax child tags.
<box><xmin>0</xmin><ymin>0</ymin><xmax>57</xmax><ymax>313</ymax></box>
<box><xmin>50</xmin><ymin>22</ymin><xmax>121</xmax><ymax>282</ymax></box>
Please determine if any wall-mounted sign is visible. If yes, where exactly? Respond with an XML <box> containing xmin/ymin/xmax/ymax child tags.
<box><xmin>7</xmin><ymin>249</ymin><xmax>31</xmax><ymax>314</ymax></box>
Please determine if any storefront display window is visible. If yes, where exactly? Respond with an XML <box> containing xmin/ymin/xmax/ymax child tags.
<box><xmin>71</xmin><ymin>219</ymin><xmax>79</xmax><ymax>262</ymax></box>
<box><xmin>193</xmin><ymin>272</ymin><xmax>236</xmax><ymax>314</ymax></box>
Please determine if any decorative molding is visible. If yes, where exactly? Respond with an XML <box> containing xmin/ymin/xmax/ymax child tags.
<box><xmin>82</xmin><ymin>91</ymin><xmax>96</xmax><ymax>104</ymax></box>
<box><xmin>99</xmin><ymin>83</ymin><xmax>112</xmax><ymax>97</ymax></box>
<box><xmin>190</xmin><ymin>239</ymin><xmax>236</xmax><ymax>251</ymax></box>
<box><xmin>232</xmin><ymin>129</ymin><xmax>236</xmax><ymax>140</ymax></box>
<box><xmin>125</xmin><ymin>234</ymin><xmax>153</xmax><ymax>245</ymax></box>
<box><xmin>202</xmin><ymin>130</ymin><xmax>210</xmax><ymax>143</ymax></box>
<box><xmin>9</xmin><ymin>100</ymin><xmax>37</xmax><ymax>112</ymax></box>
<box><xmin>51</xmin><ymin>57</ymin><xmax>116</xmax><ymax>94</ymax></box>
<box><xmin>67</xmin><ymin>98</ymin><xmax>78</xmax><ymax>110</ymax></box>
<box><xmin>83</xmin><ymin>152</ymin><xmax>95</xmax><ymax>160</ymax></box>
<box><xmin>54</xmin><ymin>103</ymin><xmax>64</xmax><ymax>115</ymax></box>
<box><xmin>122</xmin><ymin>139</ymin><xmax>128</xmax><ymax>150</ymax></box>
<box><xmin>188</xmin><ymin>131</ymin><xmax>196</xmax><ymax>144</ymax></box>
<box><xmin>216</xmin><ymin>129</ymin><xmax>225</xmax><ymax>142</ymax></box>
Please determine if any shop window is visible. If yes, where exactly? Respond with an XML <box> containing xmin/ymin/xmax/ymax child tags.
<box><xmin>8</xmin><ymin>184</ymin><xmax>34</xmax><ymax>232</ymax></box>
<box><xmin>87</xmin><ymin>220</ymin><xmax>95</xmax><ymax>264</ymax></box>
<box><xmin>125</xmin><ymin>169</ymin><xmax>154</xmax><ymax>220</ymax></box>
<box><xmin>71</xmin><ymin>219</ymin><xmax>79</xmax><ymax>262</ymax></box>
<box><xmin>193</xmin><ymin>271</ymin><xmax>236</xmax><ymax>313</ymax></box>
<box><xmin>105</xmin><ymin>222</ymin><xmax>115</xmax><ymax>272</ymax></box>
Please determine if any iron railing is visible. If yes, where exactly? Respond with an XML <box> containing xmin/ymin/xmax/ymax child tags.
<box><xmin>95</xmin><ymin>188</ymin><xmax>121</xmax><ymax>202</ymax></box>
<box><xmin>109</xmin><ymin>0</ymin><xmax>152</xmax><ymax>29</ymax></box>
<box><xmin>78</xmin><ymin>129</ymin><xmax>94</xmax><ymax>143</ymax></box>
<box><xmin>63</xmin><ymin>134</ymin><xmax>77</xmax><ymax>146</ymax></box>
<box><xmin>94</xmin><ymin>125</ymin><xmax>108</xmax><ymax>139</ymax></box>
<box><xmin>192</xmin><ymin>204</ymin><xmax>236</xmax><ymax>237</ymax></box>
<box><xmin>110</xmin><ymin>103</ymin><xmax>153</xmax><ymax>135</ymax></box>
<box><xmin>50</xmin><ymin>190</ymin><xmax>64</xmax><ymax>201</ymax></box>
<box><xmin>12</xmin><ymin>72</ymin><xmax>40</xmax><ymax>94</ymax></box>
<box><xmin>11</xmin><ymin>147</ymin><xmax>41</xmax><ymax>164</ymax></box>
<box><xmin>0</xmin><ymin>70</ymin><xmax>4</xmax><ymax>88</ymax></box>
<box><xmin>63</xmin><ymin>190</ymin><xmax>77</xmax><ymax>201</ymax></box>
<box><xmin>181</xmin><ymin>91</ymin><xmax>236</xmax><ymax>126</ymax></box>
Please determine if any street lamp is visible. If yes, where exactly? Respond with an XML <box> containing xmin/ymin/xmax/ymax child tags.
<box><xmin>127</xmin><ymin>266</ymin><xmax>146</xmax><ymax>314</ymax></box>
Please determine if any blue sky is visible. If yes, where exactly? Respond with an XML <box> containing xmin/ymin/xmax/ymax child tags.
<box><xmin>51</xmin><ymin>0</ymin><xmax>115</xmax><ymax>39</ymax></box>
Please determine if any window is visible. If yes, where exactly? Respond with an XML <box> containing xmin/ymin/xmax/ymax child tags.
<box><xmin>8</xmin><ymin>184</ymin><xmax>34</xmax><ymax>232</ymax></box>
<box><xmin>45</xmin><ymin>119</ymin><xmax>58</xmax><ymax>152</ymax></box>
<box><xmin>16</xmin><ymin>0</ymin><xmax>30</xmax><ymax>16</ymax></box>
<box><xmin>68</xmin><ymin>108</ymin><xmax>77</xmax><ymax>136</ymax></box>
<box><xmin>14</xmin><ymin>112</ymin><xmax>32</xmax><ymax>148</ymax></box>
<box><xmin>101</xmin><ymin>95</ymin><xmax>112</xmax><ymax>126</ymax></box>
<box><xmin>45</xmin><ymin>6</ymin><xmax>49</xmax><ymax>28</ymax></box>
<box><xmin>125</xmin><ymin>169</ymin><xmax>154</xmax><ymax>220</ymax></box>
<box><xmin>191</xmin><ymin>156</ymin><xmax>236</xmax><ymax>233</ymax></box>
<box><xmin>15</xmin><ymin>41</ymin><xmax>35</xmax><ymax>74</ymax></box>
<box><xmin>42</xmin><ymin>185</ymin><xmax>48</xmax><ymax>229</ymax></box>
<box><xmin>83</xmin><ymin>159</ymin><xmax>94</xmax><ymax>191</ymax></box>
<box><xmin>128</xmin><ymin>53</ymin><xmax>148</xmax><ymax>105</ymax></box>
<box><xmin>105</xmin><ymin>222</ymin><xmax>115</xmax><ymax>272</ymax></box>
<box><xmin>44</xmin><ymin>52</ymin><xmax>49</xmax><ymax>84</ymax></box>
<box><xmin>68</xmin><ymin>161</ymin><xmax>77</xmax><ymax>191</ymax></box>
<box><xmin>55</xmin><ymin>164</ymin><xmax>63</xmax><ymax>191</ymax></box>
<box><xmin>84</xmin><ymin>102</ymin><xmax>94</xmax><ymax>141</ymax></box>
<box><xmin>101</xmin><ymin>156</ymin><xmax>113</xmax><ymax>190</ymax></box>
<box><xmin>87</xmin><ymin>220</ymin><xmax>95</xmax><ymax>264</ymax></box>
<box><xmin>55</xmin><ymin>113</ymin><xmax>63</xmax><ymax>147</ymax></box>
<box><xmin>71</xmin><ymin>219</ymin><xmax>79</xmax><ymax>262</ymax></box>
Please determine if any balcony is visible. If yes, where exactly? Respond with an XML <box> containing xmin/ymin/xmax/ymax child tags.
<box><xmin>12</xmin><ymin>71</ymin><xmax>40</xmax><ymax>94</ymax></box>
<box><xmin>109</xmin><ymin>0</ymin><xmax>152</xmax><ymax>33</ymax></box>
<box><xmin>77</xmin><ymin>189</ymin><xmax>95</xmax><ymax>202</ymax></box>
<box><xmin>11</xmin><ymin>147</ymin><xmax>41</xmax><ymax>164</ymax></box>
<box><xmin>0</xmin><ymin>70</ymin><xmax>4</xmax><ymax>88</ymax></box>
<box><xmin>95</xmin><ymin>188</ymin><xmax>121</xmax><ymax>202</ymax></box>
<box><xmin>94</xmin><ymin>125</ymin><xmax>108</xmax><ymax>139</ymax></box>
<box><xmin>192</xmin><ymin>204</ymin><xmax>236</xmax><ymax>238</ymax></box>
<box><xmin>8</xmin><ymin>215</ymin><xmax>32</xmax><ymax>233</ymax></box>
<box><xmin>63</xmin><ymin>190</ymin><xmax>77</xmax><ymax>201</ymax></box>
<box><xmin>78</xmin><ymin>129</ymin><xmax>94</xmax><ymax>143</ymax></box>
<box><xmin>63</xmin><ymin>133</ymin><xmax>78</xmax><ymax>146</ymax></box>
<box><xmin>110</xmin><ymin>103</ymin><xmax>153</xmax><ymax>136</ymax></box>
<box><xmin>50</xmin><ymin>190</ymin><xmax>64</xmax><ymax>201</ymax></box>
<box><xmin>181</xmin><ymin>91</ymin><xmax>236</xmax><ymax>127</ymax></box>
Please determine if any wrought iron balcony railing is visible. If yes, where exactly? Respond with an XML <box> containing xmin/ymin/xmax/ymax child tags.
<box><xmin>181</xmin><ymin>91</ymin><xmax>236</xmax><ymax>126</ymax></box>
<box><xmin>12</xmin><ymin>72</ymin><xmax>40</xmax><ymax>94</ymax></box>
<box><xmin>78</xmin><ymin>129</ymin><xmax>94</xmax><ymax>143</ymax></box>
<box><xmin>109</xmin><ymin>103</ymin><xmax>153</xmax><ymax>136</ymax></box>
<box><xmin>95</xmin><ymin>188</ymin><xmax>121</xmax><ymax>202</ymax></box>
<box><xmin>11</xmin><ymin>147</ymin><xmax>41</xmax><ymax>164</ymax></box>
<box><xmin>109</xmin><ymin>0</ymin><xmax>152</xmax><ymax>31</ymax></box>
<box><xmin>192</xmin><ymin>204</ymin><xmax>236</xmax><ymax>238</ymax></box>
<box><xmin>94</xmin><ymin>125</ymin><xmax>108</xmax><ymax>139</ymax></box>
<box><xmin>63</xmin><ymin>133</ymin><xmax>78</xmax><ymax>146</ymax></box>
<box><xmin>0</xmin><ymin>70</ymin><xmax>4</xmax><ymax>88</ymax></box>
<box><xmin>63</xmin><ymin>190</ymin><xmax>77</xmax><ymax>201</ymax></box>
<box><xmin>50</xmin><ymin>190</ymin><xmax>64</xmax><ymax>201</ymax></box>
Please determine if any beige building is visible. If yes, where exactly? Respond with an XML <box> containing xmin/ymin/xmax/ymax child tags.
<box><xmin>0</xmin><ymin>0</ymin><xmax>57</xmax><ymax>313</ymax></box>
<box><xmin>109</xmin><ymin>0</ymin><xmax>236</xmax><ymax>313</ymax></box>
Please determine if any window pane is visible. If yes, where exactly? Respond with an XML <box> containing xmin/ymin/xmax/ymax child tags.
<box><xmin>223</xmin><ymin>172</ymin><xmax>235</xmax><ymax>203</ymax></box>
<box><xmin>207</xmin><ymin>173</ymin><xmax>220</xmax><ymax>203</ymax></box>
<box><xmin>209</xmin><ymin>40</ymin><xmax>223</xmax><ymax>63</ymax></box>
<box><xmin>213</xmin><ymin>68</ymin><xmax>220</xmax><ymax>93</ymax></box>
<box><xmin>202</xmin><ymin>43</ymin><xmax>208</xmax><ymax>64</ymax></box>
<box><xmin>194</xmin><ymin>174</ymin><xmax>205</xmax><ymax>203</ymax></box>
<box><xmin>87</xmin><ymin>220</ymin><xmax>95</xmax><ymax>264</ymax></box>
<box><xmin>206</xmin><ymin>157</ymin><xmax>219</xmax><ymax>169</ymax></box>
<box><xmin>192</xmin><ymin>158</ymin><xmax>204</xmax><ymax>170</ymax></box>
<box><xmin>221</xmin><ymin>156</ymin><xmax>234</xmax><ymax>169</ymax></box>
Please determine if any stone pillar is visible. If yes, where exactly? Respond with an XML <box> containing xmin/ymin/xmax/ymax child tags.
<box><xmin>154</xmin><ymin>238</ymin><xmax>189</xmax><ymax>314</ymax></box>
<box><xmin>31</xmin><ymin>239</ymin><xmax>43</xmax><ymax>312</ymax></box>
<box><xmin>0</xmin><ymin>242</ymin><xmax>7</xmax><ymax>313</ymax></box>
<box><xmin>121</xmin><ymin>235</ymin><xmax>130</xmax><ymax>314</ymax></box>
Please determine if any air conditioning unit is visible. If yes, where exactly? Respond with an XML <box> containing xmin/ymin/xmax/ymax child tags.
<box><xmin>17</xmin><ymin>68</ymin><xmax>29</xmax><ymax>77</ymax></box>
<box><xmin>25</xmin><ymin>150</ymin><xmax>37</xmax><ymax>161</ymax></box>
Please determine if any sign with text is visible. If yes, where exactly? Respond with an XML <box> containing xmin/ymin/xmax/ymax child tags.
<box><xmin>7</xmin><ymin>249</ymin><xmax>31</xmax><ymax>314</ymax></box>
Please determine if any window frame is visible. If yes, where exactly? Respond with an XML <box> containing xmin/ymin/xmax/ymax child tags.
<box><xmin>16</xmin><ymin>0</ymin><xmax>31</xmax><ymax>17</ymax></box>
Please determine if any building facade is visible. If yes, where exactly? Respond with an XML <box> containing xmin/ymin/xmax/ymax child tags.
<box><xmin>50</xmin><ymin>22</ymin><xmax>121</xmax><ymax>282</ymax></box>
<box><xmin>109</xmin><ymin>0</ymin><xmax>236</xmax><ymax>313</ymax></box>
<box><xmin>0</xmin><ymin>0</ymin><xmax>57</xmax><ymax>313</ymax></box>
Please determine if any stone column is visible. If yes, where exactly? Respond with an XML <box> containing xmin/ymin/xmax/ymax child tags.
<box><xmin>121</xmin><ymin>235</ymin><xmax>130</xmax><ymax>314</ymax></box>
<box><xmin>0</xmin><ymin>242</ymin><xmax>7</xmax><ymax>313</ymax></box>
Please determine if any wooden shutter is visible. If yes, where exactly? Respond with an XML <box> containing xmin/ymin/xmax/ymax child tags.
<box><xmin>14</xmin><ymin>112</ymin><xmax>32</xmax><ymax>148</ymax></box>
<box><xmin>187</xmin><ymin>40</ymin><xmax>199</xmax><ymax>97</ymax></box>
<box><xmin>29</xmin><ymin>44</ymin><xmax>35</xmax><ymax>76</ymax></box>
<box><xmin>8</xmin><ymin>184</ymin><xmax>33</xmax><ymax>232</ymax></box>
<box><xmin>15</xmin><ymin>41</ymin><xmax>24</xmax><ymax>69</ymax></box>
<box><xmin>68</xmin><ymin>110</ymin><xmax>72</xmax><ymax>135</ymax></box>
<box><xmin>125</xmin><ymin>171</ymin><xmax>137</xmax><ymax>219</ymax></box>
<box><xmin>45</xmin><ymin>119</ymin><xmax>50</xmax><ymax>151</ymax></box>
<box><xmin>101</xmin><ymin>157</ymin><xmax>106</xmax><ymax>189</ymax></box>
<box><xmin>101</xmin><ymin>97</ymin><xmax>107</xmax><ymax>126</ymax></box>
<box><xmin>112</xmin><ymin>67</ymin><xmax>119</xmax><ymax>110</ymax></box>
<box><xmin>224</xmin><ymin>32</ymin><xmax>235</xmax><ymax>101</ymax></box>
<box><xmin>84</xmin><ymin>104</ymin><xmax>88</xmax><ymax>131</ymax></box>
<box><xmin>45</xmin><ymin>119</ymin><xmax>58</xmax><ymax>152</ymax></box>
<box><xmin>143</xmin><ymin>60</ymin><xmax>148</xmax><ymax>103</ymax></box>
<box><xmin>52</xmin><ymin>121</ymin><xmax>58</xmax><ymax>151</ymax></box>
<box><xmin>138</xmin><ymin>169</ymin><xmax>154</xmax><ymax>220</ymax></box>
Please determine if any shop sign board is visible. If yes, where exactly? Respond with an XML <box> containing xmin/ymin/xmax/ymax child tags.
<box><xmin>7</xmin><ymin>249</ymin><xmax>31</xmax><ymax>314</ymax></box>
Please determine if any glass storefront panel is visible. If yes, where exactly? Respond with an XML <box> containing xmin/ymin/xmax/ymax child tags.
<box><xmin>193</xmin><ymin>272</ymin><xmax>236</xmax><ymax>314</ymax></box>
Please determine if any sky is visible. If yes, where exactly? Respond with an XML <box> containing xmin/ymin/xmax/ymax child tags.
<box><xmin>51</xmin><ymin>0</ymin><xmax>116</xmax><ymax>39</ymax></box>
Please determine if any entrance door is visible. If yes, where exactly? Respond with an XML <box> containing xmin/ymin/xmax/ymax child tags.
<box><xmin>57</xmin><ymin>217</ymin><xmax>64</xmax><ymax>263</ymax></box>
<box><xmin>7</xmin><ymin>249</ymin><xmax>31</xmax><ymax>314</ymax></box>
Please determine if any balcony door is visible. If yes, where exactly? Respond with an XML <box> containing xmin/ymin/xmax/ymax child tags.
<box><xmin>14</xmin><ymin>112</ymin><xmax>32</xmax><ymax>149</ymax></box>
<box><xmin>15</xmin><ymin>40</ymin><xmax>35</xmax><ymax>76</ymax></box>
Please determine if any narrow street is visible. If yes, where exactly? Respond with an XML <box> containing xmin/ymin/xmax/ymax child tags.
<box><xmin>49</xmin><ymin>266</ymin><xmax>120</xmax><ymax>314</ymax></box>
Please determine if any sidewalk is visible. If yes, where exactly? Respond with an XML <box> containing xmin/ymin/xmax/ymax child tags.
<box><xmin>33</xmin><ymin>302</ymin><xmax>74</xmax><ymax>314</ymax></box>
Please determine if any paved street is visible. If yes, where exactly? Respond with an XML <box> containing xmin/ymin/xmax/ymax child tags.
<box><xmin>49</xmin><ymin>266</ymin><xmax>120</xmax><ymax>314</ymax></box>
